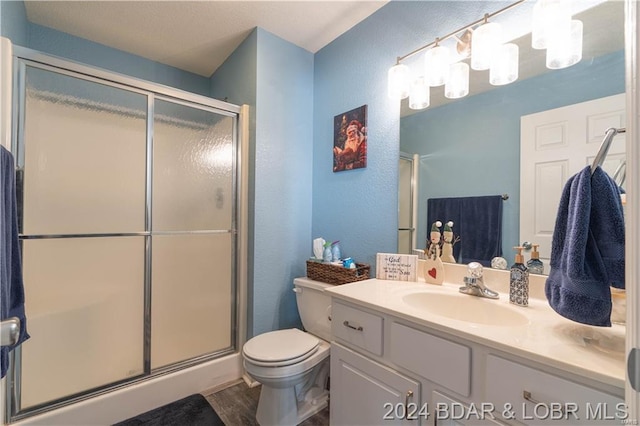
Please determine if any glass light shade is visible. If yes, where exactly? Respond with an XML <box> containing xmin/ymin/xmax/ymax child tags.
<box><xmin>546</xmin><ymin>20</ymin><xmax>583</xmax><ymax>69</ymax></box>
<box><xmin>409</xmin><ymin>77</ymin><xmax>430</xmax><ymax>110</ymax></box>
<box><xmin>388</xmin><ymin>63</ymin><xmax>410</xmax><ymax>99</ymax></box>
<box><xmin>532</xmin><ymin>0</ymin><xmax>571</xmax><ymax>50</ymax></box>
<box><xmin>490</xmin><ymin>43</ymin><xmax>519</xmax><ymax>86</ymax></box>
<box><xmin>424</xmin><ymin>45</ymin><xmax>450</xmax><ymax>87</ymax></box>
<box><xmin>471</xmin><ymin>21</ymin><xmax>503</xmax><ymax>71</ymax></box>
<box><xmin>445</xmin><ymin>62</ymin><xmax>469</xmax><ymax>99</ymax></box>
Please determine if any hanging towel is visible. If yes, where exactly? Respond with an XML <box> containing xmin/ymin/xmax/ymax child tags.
<box><xmin>1</xmin><ymin>146</ymin><xmax>30</xmax><ymax>379</ymax></box>
<box><xmin>545</xmin><ymin>166</ymin><xmax>625</xmax><ymax>327</ymax></box>
<box><xmin>427</xmin><ymin>195</ymin><xmax>503</xmax><ymax>266</ymax></box>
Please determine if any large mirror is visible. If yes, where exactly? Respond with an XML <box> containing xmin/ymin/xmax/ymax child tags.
<box><xmin>398</xmin><ymin>0</ymin><xmax>625</xmax><ymax>274</ymax></box>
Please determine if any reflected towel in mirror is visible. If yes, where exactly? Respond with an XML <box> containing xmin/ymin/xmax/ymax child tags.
<box><xmin>427</xmin><ymin>195</ymin><xmax>503</xmax><ymax>266</ymax></box>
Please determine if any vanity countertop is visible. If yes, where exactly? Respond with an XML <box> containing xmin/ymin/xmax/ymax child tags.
<box><xmin>323</xmin><ymin>274</ymin><xmax>625</xmax><ymax>390</ymax></box>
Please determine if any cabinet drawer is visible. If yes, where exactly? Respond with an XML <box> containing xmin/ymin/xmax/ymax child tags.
<box><xmin>390</xmin><ymin>322</ymin><xmax>471</xmax><ymax>397</ymax></box>
<box><xmin>332</xmin><ymin>302</ymin><xmax>383</xmax><ymax>356</ymax></box>
<box><xmin>486</xmin><ymin>355</ymin><xmax>624</xmax><ymax>425</ymax></box>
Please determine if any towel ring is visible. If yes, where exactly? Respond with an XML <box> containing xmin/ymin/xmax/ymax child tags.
<box><xmin>591</xmin><ymin>127</ymin><xmax>626</xmax><ymax>175</ymax></box>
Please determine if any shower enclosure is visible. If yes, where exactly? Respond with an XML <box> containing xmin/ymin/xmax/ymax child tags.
<box><xmin>3</xmin><ymin>47</ymin><xmax>243</xmax><ymax>423</ymax></box>
<box><xmin>398</xmin><ymin>153</ymin><xmax>418</xmax><ymax>254</ymax></box>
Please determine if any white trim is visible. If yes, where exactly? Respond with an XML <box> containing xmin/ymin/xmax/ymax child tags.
<box><xmin>626</xmin><ymin>0</ymin><xmax>639</xmax><ymax>420</ymax></box>
<box><xmin>0</xmin><ymin>37</ymin><xmax>12</xmax><ymax>151</ymax></box>
<box><xmin>11</xmin><ymin>354</ymin><xmax>242</xmax><ymax>426</ymax></box>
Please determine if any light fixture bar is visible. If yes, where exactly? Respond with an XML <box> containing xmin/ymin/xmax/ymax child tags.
<box><xmin>395</xmin><ymin>0</ymin><xmax>525</xmax><ymax>65</ymax></box>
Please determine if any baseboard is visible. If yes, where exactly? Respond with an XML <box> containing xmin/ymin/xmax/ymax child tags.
<box><xmin>242</xmin><ymin>373</ymin><xmax>260</xmax><ymax>388</ymax></box>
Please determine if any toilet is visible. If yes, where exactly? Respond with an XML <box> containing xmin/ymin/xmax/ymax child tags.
<box><xmin>242</xmin><ymin>277</ymin><xmax>333</xmax><ymax>425</ymax></box>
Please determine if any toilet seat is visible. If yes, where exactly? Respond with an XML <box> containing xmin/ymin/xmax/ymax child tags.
<box><xmin>243</xmin><ymin>329</ymin><xmax>320</xmax><ymax>367</ymax></box>
<box><xmin>244</xmin><ymin>339</ymin><xmax>330</xmax><ymax>381</ymax></box>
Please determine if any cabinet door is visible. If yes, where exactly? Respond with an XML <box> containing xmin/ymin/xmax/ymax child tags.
<box><xmin>432</xmin><ymin>391</ymin><xmax>507</xmax><ymax>426</ymax></box>
<box><xmin>331</xmin><ymin>343</ymin><xmax>422</xmax><ymax>425</ymax></box>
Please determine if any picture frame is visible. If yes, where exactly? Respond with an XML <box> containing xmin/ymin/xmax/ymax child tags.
<box><xmin>333</xmin><ymin>104</ymin><xmax>367</xmax><ymax>172</ymax></box>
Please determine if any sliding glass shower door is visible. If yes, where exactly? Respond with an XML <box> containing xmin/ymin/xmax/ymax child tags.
<box><xmin>8</xmin><ymin>57</ymin><xmax>238</xmax><ymax>419</ymax></box>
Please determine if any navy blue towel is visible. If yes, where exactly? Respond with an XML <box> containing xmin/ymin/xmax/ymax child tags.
<box><xmin>427</xmin><ymin>195</ymin><xmax>503</xmax><ymax>266</ymax></box>
<box><xmin>545</xmin><ymin>166</ymin><xmax>625</xmax><ymax>327</ymax></box>
<box><xmin>1</xmin><ymin>146</ymin><xmax>30</xmax><ymax>379</ymax></box>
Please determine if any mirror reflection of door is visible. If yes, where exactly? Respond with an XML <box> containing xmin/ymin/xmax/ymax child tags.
<box><xmin>398</xmin><ymin>153</ymin><xmax>419</xmax><ymax>254</ymax></box>
<box><xmin>520</xmin><ymin>93</ymin><xmax>626</xmax><ymax>273</ymax></box>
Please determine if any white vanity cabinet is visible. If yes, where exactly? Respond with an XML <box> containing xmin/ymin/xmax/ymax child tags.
<box><xmin>329</xmin><ymin>297</ymin><xmax>624</xmax><ymax>426</ymax></box>
<box><xmin>331</xmin><ymin>343</ymin><xmax>420</xmax><ymax>425</ymax></box>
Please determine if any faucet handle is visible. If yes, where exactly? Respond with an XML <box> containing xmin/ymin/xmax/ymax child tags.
<box><xmin>467</xmin><ymin>262</ymin><xmax>484</xmax><ymax>278</ymax></box>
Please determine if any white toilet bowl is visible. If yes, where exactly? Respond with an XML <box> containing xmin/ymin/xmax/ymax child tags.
<box><xmin>243</xmin><ymin>328</ymin><xmax>330</xmax><ymax>426</ymax></box>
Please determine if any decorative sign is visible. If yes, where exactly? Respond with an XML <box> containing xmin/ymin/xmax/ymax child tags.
<box><xmin>376</xmin><ymin>253</ymin><xmax>418</xmax><ymax>281</ymax></box>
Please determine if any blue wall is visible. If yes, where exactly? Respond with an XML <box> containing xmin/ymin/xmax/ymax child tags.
<box><xmin>27</xmin><ymin>24</ymin><xmax>211</xmax><ymax>96</ymax></box>
<box><xmin>0</xmin><ymin>0</ymin><xmax>28</xmax><ymax>46</ymax></box>
<box><xmin>252</xmin><ymin>29</ymin><xmax>313</xmax><ymax>335</ymax></box>
<box><xmin>211</xmin><ymin>28</ymin><xmax>314</xmax><ymax>337</ymax></box>
<box><xmin>401</xmin><ymin>50</ymin><xmax>625</xmax><ymax>255</ymax></box>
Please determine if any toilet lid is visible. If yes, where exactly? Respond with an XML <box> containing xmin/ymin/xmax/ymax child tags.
<box><xmin>243</xmin><ymin>329</ymin><xmax>319</xmax><ymax>364</ymax></box>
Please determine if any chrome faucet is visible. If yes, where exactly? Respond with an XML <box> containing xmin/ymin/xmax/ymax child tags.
<box><xmin>459</xmin><ymin>262</ymin><xmax>499</xmax><ymax>299</ymax></box>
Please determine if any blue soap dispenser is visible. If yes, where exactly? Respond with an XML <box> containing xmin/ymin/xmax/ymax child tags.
<box><xmin>509</xmin><ymin>246</ymin><xmax>529</xmax><ymax>307</ymax></box>
<box><xmin>526</xmin><ymin>244</ymin><xmax>544</xmax><ymax>274</ymax></box>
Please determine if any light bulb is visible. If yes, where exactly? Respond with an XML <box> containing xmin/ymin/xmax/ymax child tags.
<box><xmin>490</xmin><ymin>43</ymin><xmax>519</xmax><ymax>86</ymax></box>
<box><xmin>546</xmin><ymin>20</ymin><xmax>583</xmax><ymax>69</ymax></box>
<box><xmin>424</xmin><ymin>45</ymin><xmax>450</xmax><ymax>87</ymax></box>
<box><xmin>445</xmin><ymin>62</ymin><xmax>469</xmax><ymax>99</ymax></box>
<box><xmin>387</xmin><ymin>63</ymin><xmax>410</xmax><ymax>99</ymax></box>
<box><xmin>532</xmin><ymin>0</ymin><xmax>571</xmax><ymax>50</ymax></box>
<box><xmin>471</xmin><ymin>21</ymin><xmax>503</xmax><ymax>71</ymax></box>
<box><xmin>409</xmin><ymin>77</ymin><xmax>430</xmax><ymax>110</ymax></box>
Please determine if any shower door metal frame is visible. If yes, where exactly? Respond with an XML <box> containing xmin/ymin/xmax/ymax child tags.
<box><xmin>5</xmin><ymin>46</ymin><xmax>243</xmax><ymax>423</ymax></box>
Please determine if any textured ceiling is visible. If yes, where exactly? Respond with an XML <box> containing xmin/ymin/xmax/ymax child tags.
<box><xmin>24</xmin><ymin>1</ymin><xmax>389</xmax><ymax>77</ymax></box>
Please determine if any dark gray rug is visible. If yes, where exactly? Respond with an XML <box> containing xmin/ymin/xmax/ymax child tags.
<box><xmin>114</xmin><ymin>394</ymin><xmax>225</xmax><ymax>426</ymax></box>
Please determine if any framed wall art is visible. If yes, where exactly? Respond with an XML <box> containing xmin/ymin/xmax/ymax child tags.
<box><xmin>333</xmin><ymin>104</ymin><xmax>367</xmax><ymax>172</ymax></box>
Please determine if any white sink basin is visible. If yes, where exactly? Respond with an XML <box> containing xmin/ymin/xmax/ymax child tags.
<box><xmin>402</xmin><ymin>291</ymin><xmax>530</xmax><ymax>326</ymax></box>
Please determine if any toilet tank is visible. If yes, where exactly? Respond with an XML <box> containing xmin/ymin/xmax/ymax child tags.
<box><xmin>294</xmin><ymin>277</ymin><xmax>334</xmax><ymax>342</ymax></box>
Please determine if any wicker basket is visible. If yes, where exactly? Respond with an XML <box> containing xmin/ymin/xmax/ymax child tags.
<box><xmin>306</xmin><ymin>260</ymin><xmax>370</xmax><ymax>285</ymax></box>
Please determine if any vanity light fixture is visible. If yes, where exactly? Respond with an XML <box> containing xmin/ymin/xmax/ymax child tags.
<box><xmin>388</xmin><ymin>0</ymin><xmax>584</xmax><ymax>107</ymax></box>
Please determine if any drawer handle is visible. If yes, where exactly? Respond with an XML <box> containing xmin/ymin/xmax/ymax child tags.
<box><xmin>404</xmin><ymin>390</ymin><xmax>414</xmax><ymax>419</ymax></box>
<box><xmin>343</xmin><ymin>320</ymin><xmax>363</xmax><ymax>331</ymax></box>
<box><xmin>523</xmin><ymin>391</ymin><xmax>565</xmax><ymax>415</ymax></box>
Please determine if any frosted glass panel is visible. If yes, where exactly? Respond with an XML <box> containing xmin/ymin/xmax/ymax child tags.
<box><xmin>20</xmin><ymin>237</ymin><xmax>145</xmax><ymax>408</ymax></box>
<box><xmin>23</xmin><ymin>66</ymin><xmax>147</xmax><ymax>235</ymax></box>
<box><xmin>151</xmin><ymin>234</ymin><xmax>232</xmax><ymax>369</ymax></box>
<box><xmin>153</xmin><ymin>100</ymin><xmax>234</xmax><ymax>231</ymax></box>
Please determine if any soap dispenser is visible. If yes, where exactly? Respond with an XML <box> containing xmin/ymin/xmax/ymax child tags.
<box><xmin>510</xmin><ymin>246</ymin><xmax>529</xmax><ymax>307</ymax></box>
<box><xmin>526</xmin><ymin>244</ymin><xmax>544</xmax><ymax>275</ymax></box>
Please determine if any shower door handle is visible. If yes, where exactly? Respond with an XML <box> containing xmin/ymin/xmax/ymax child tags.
<box><xmin>1</xmin><ymin>317</ymin><xmax>20</xmax><ymax>347</ymax></box>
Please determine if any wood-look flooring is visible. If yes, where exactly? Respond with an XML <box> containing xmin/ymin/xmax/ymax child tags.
<box><xmin>204</xmin><ymin>381</ymin><xmax>330</xmax><ymax>426</ymax></box>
